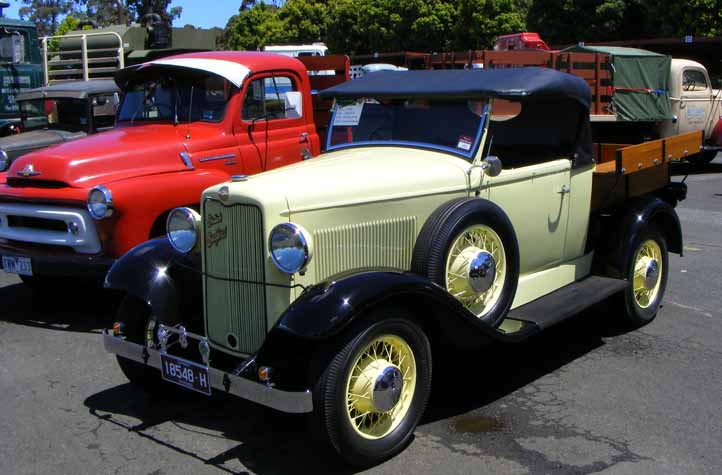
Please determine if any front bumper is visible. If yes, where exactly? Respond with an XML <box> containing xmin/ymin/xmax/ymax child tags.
<box><xmin>103</xmin><ymin>331</ymin><xmax>314</xmax><ymax>414</ymax></box>
<box><xmin>0</xmin><ymin>245</ymin><xmax>114</xmax><ymax>279</ymax></box>
<box><xmin>0</xmin><ymin>202</ymin><xmax>102</xmax><ymax>253</ymax></box>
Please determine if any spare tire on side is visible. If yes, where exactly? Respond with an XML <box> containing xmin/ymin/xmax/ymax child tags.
<box><xmin>411</xmin><ymin>197</ymin><xmax>520</xmax><ymax>327</ymax></box>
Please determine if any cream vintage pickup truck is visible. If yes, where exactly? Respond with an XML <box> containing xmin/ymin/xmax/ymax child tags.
<box><xmin>101</xmin><ymin>68</ymin><xmax>696</xmax><ymax>465</ymax></box>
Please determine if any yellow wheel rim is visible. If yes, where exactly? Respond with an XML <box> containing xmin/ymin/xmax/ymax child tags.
<box><xmin>445</xmin><ymin>224</ymin><xmax>506</xmax><ymax>318</ymax></box>
<box><xmin>144</xmin><ymin>317</ymin><xmax>157</xmax><ymax>348</ymax></box>
<box><xmin>345</xmin><ymin>334</ymin><xmax>416</xmax><ymax>440</ymax></box>
<box><xmin>632</xmin><ymin>239</ymin><xmax>663</xmax><ymax>309</ymax></box>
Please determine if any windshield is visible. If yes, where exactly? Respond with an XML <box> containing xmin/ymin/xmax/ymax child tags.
<box><xmin>327</xmin><ymin>98</ymin><xmax>488</xmax><ymax>159</ymax></box>
<box><xmin>117</xmin><ymin>70</ymin><xmax>233</xmax><ymax>124</ymax></box>
<box><xmin>20</xmin><ymin>98</ymin><xmax>89</xmax><ymax>132</ymax></box>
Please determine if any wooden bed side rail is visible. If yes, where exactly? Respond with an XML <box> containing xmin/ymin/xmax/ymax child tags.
<box><xmin>595</xmin><ymin>130</ymin><xmax>703</xmax><ymax>175</ymax></box>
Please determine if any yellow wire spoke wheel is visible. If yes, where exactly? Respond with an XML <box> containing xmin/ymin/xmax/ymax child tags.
<box><xmin>144</xmin><ymin>317</ymin><xmax>157</xmax><ymax>348</ymax></box>
<box><xmin>344</xmin><ymin>334</ymin><xmax>417</xmax><ymax>440</ymax></box>
<box><xmin>632</xmin><ymin>239</ymin><xmax>663</xmax><ymax>309</ymax></box>
<box><xmin>445</xmin><ymin>224</ymin><xmax>506</xmax><ymax>318</ymax></box>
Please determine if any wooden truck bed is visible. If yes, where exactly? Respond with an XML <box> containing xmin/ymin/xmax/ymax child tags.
<box><xmin>590</xmin><ymin>130</ymin><xmax>702</xmax><ymax>210</ymax></box>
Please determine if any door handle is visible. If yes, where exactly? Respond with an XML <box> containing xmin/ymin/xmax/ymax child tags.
<box><xmin>558</xmin><ymin>184</ymin><xmax>570</xmax><ymax>194</ymax></box>
<box><xmin>300</xmin><ymin>132</ymin><xmax>309</xmax><ymax>143</ymax></box>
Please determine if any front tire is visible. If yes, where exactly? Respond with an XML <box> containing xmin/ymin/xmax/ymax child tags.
<box><xmin>115</xmin><ymin>295</ymin><xmax>173</xmax><ymax>394</ymax></box>
<box><xmin>312</xmin><ymin>314</ymin><xmax>432</xmax><ymax>467</ymax></box>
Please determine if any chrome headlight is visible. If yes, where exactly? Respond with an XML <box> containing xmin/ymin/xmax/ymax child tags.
<box><xmin>0</xmin><ymin>149</ymin><xmax>8</xmax><ymax>172</ymax></box>
<box><xmin>87</xmin><ymin>185</ymin><xmax>113</xmax><ymax>219</ymax></box>
<box><xmin>167</xmin><ymin>207</ymin><xmax>201</xmax><ymax>254</ymax></box>
<box><xmin>269</xmin><ymin>223</ymin><xmax>312</xmax><ymax>274</ymax></box>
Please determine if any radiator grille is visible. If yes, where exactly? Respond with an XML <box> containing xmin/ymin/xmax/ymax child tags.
<box><xmin>203</xmin><ymin>200</ymin><xmax>267</xmax><ymax>354</ymax></box>
<box><xmin>313</xmin><ymin>216</ymin><xmax>417</xmax><ymax>281</ymax></box>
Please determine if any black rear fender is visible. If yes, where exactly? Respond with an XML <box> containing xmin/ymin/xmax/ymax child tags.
<box><xmin>595</xmin><ymin>195</ymin><xmax>683</xmax><ymax>276</ymax></box>
<box><xmin>104</xmin><ymin>238</ymin><xmax>202</xmax><ymax>325</ymax></box>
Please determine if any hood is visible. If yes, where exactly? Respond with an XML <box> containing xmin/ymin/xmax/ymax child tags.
<box><xmin>6</xmin><ymin>125</ymin><xmax>186</xmax><ymax>188</ymax></box>
<box><xmin>214</xmin><ymin>147</ymin><xmax>471</xmax><ymax>213</ymax></box>
<box><xmin>0</xmin><ymin>129</ymin><xmax>87</xmax><ymax>160</ymax></box>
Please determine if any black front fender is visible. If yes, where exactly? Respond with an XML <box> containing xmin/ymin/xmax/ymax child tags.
<box><xmin>104</xmin><ymin>238</ymin><xmax>202</xmax><ymax>324</ymax></box>
<box><xmin>256</xmin><ymin>271</ymin><xmax>537</xmax><ymax>390</ymax></box>
<box><xmin>276</xmin><ymin>271</ymin><xmax>499</xmax><ymax>339</ymax></box>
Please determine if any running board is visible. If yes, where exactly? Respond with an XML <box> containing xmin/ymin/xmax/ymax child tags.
<box><xmin>502</xmin><ymin>276</ymin><xmax>628</xmax><ymax>333</ymax></box>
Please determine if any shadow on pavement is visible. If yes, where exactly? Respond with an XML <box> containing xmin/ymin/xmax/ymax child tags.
<box><xmin>423</xmin><ymin>304</ymin><xmax>617</xmax><ymax>424</ymax></box>
<box><xmin>671</xmin><ymin>160</ymin><xmax>722</xmax><ymax>176</ymax></box>
<box><xmin>0</xmin><ymin>281</ymin><xmax>121</xmax><ymax>333</ymax></box>
<box><xmin>83</xmin><ymin>301</ymin><xmax>631</xmax><ymax>473</ymax></box>
<box><xmin>84</xmin><ymin>383</ymin><xmax>354</xmax><ymax>475</ymax></box>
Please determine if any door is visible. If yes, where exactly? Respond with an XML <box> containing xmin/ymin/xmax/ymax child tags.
<box><xmin>485</xmin><ymin>158</ymin><xmax>571</xmax><ymax>274</ymax></box>
<box><xmin>237</xmin><ymin>73</ymin><xmax>310</xmax><ymax>175</ymax></box>
<box><xmin>678</xmin><ymin>68</ymin><xmax>713</xmax><ymax>135</ymax></box>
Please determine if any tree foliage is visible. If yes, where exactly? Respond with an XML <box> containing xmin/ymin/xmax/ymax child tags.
<box><xmin>528</xmin><ymin>0</ymin><xmax>722</xmax><ymax>45</ymax></box>
<box><xmin>19</xmin><ymin>0</ymin><xmax>184</xmax><ymax>35</ymax></box>
<box><xmin>19</xmin><ymin>0</ymin><xmax>75</xmax><ymax>36</ymax></box>
<box><xmin>223</xmin><ymin>0</ymin><xmax>524</xmax><ymax>53</ymax></box>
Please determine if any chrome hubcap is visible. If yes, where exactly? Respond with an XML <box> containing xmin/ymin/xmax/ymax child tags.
<box><xmin>468</xmin><ymin>250</ymin><xmax>496</xmax><ymax>293</ymax></box>
<box><xmin>644</xmin><ymin>259</ymin><xmax>660</xmax><ymax>290</ymax></box>
<box><xmin>372</xmin><ymin>366</ymin><xmax>404</xmax><ymax>412</ymax></box>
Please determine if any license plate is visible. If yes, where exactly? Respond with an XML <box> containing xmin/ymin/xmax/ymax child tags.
<box><xmin>160</xmin><ymin>353</ymin><xmax>211</xmax><ymax>395</ymax></box>
<box><xmin>2</xmin><ymin>256</ymin><xmax>32</xmax><ymax>276</ymax></box>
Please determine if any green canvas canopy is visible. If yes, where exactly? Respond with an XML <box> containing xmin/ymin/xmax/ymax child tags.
<box><xmin>568</xmin><ymin>45</ymin><xmax>673</xmax><ymax>121</ymax></box>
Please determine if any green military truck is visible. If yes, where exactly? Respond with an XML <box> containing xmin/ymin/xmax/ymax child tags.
<box><xmin>42</xmin><ymin>14</ymin><xmax>221</xmax><ymax>84</ymax></box>
<box><xmin>0</xmin><ymin>2</ymin><xmax>43</xmax><ymax>136</ymax></box>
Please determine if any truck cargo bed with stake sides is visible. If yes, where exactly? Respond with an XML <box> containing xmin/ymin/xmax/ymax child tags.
<box><xmin>591</xmin><ymin>130</ymin><xmax>701</xmax><ymax>210</ymax></box>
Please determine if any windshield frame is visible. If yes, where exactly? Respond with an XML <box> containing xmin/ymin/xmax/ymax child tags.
<box><xmin>325</xmin><ymin>97</ymin><xmax>489</xmax><ymax>160</ymax></box>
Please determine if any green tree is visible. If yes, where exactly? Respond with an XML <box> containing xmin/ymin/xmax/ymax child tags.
<box><xmin>221</xmin><ymin>2</ymin><xmax>282</xmax><ymax>50</ymax></box>
<box><xmin>326</xmin><ymin>0</ymin><xmax>458</xmax><ymax>55</ymax></box>
<box><xmin>527</xmin><ymin>0</ymin><xmax>722</xmax><ymax>46</ymax></box>
<box><xmin>19</xmin><ymin>0</ymin><xmax>77</xmax><ymax>36</ymax></box>
<box><xmin>126</xmin><ymin>0</ymin><xmax>182</xmax><ymax>24</ymax></box>
<box><xmin>79</xmin><ymin>0</ymin><xmax>128</xmax><ymax>26</ymax></box>
<box><xmin>453</xmin><ymin>0</ymin><xmax>527</xmax><ymax>49</ymax></box>
<box><xmin>277</xmin><ymin>0</ymin><xmax>329</xmax><ymax>44</ymax></box>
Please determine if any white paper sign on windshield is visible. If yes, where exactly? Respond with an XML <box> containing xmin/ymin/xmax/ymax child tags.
<box><xmin>334</xmin><ymin>102</ymin><xmax>364</xmax><ymax>126</ymax></box>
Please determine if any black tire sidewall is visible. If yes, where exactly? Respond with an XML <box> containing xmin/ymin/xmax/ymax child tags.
<box><xmin>115</xmin><ymin>295</ymin><xmax>170</xmax><ymax>392</ymax></box>
<box><xmin>319</xmin><ymin>317</ymin><xmax>432</xmax><ymax>466</ymax></box>
<box><xmin>413</xmin><ymin>199</ymin><xmax>519</xmax><ymax>327</ymax></box>
<box><xmin>623</xmin><ymin>226</ymin><xmax>669</xmax><ymax>325</ymax></box>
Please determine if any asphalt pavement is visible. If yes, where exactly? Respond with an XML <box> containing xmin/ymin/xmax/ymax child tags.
<box><xmin>1</xmin><ymin>156</ymin><xmax>720</xmax><ymax>475</ymax></box>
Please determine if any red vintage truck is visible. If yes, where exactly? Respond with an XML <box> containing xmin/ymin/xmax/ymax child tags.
<box><xmin>0</xmin><ymin>51</ymin><xmax>348</xmax><ymax>290</ymax></box>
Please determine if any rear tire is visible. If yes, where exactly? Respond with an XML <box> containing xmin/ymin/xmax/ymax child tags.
<box><xmin>312</xmin><ymin>312</ymin><xmax>432</xmax><ymax>467</ymax></box>
<box><xmin>613</xmin><ymin>226</ymin><xmax>669</xmax><ymax>327</ymax></box>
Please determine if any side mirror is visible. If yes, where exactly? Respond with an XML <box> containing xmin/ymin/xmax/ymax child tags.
<box><xmin>284</xmin><ymin>91</ymin><xmax>303</xmax><ymax>119</ymax></box>
<box><xmin>481</xmin><ymin>155</ymin><xmax>503</xmax><ymax>177</ymax></box>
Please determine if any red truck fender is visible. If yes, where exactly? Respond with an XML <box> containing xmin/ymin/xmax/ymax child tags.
<box><xmin>104</xmin><ymin>169</ymin><xmax>232</xmax><ymax>257</ymax></box>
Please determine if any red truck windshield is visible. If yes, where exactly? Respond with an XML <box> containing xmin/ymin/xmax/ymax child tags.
<box><xmin>118</xmin><ymin>72</ymin><xmax>233</xmax><ymax>124</ymax></box>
